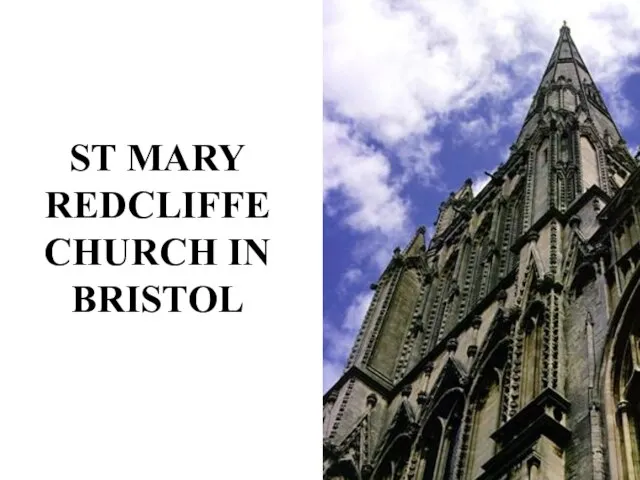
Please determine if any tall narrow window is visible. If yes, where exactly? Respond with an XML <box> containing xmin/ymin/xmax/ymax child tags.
<box><xmin>580</xmin><ymin>136</ymin><xmax>598</xmax><ymax>191</ymax></box>
<box><xmin>415</xmin><ymin>391</ymin><xmax>464</xmax><ymax>480</ymax></box>
<box><xmin>466</xmin><ymin>344</ymin><xmax>508</xmax><ymax>479</ymax></box>
<box><xmin>533</xmin><ymin>139</ymin><xmax>550</xmax><ymax>223</ymax></box>
<box><xmin>508</xmin><ymin>193</ymin><xmax>524</xmax><ymax>272</ymax></box>
<box><xmin>521</xmin><ymin>302</ymin><xmax>544</xmax><ymax>406</ymax></box>
<box><xmin>560</xmin><ymin>132</ymin><xmax>570</xmax><ymax>164</ymax></box>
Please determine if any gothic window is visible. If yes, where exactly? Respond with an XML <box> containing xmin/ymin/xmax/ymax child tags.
<box><xmin>466</xmin><ymin>343</ymin><xmax>509</xmax><ymax>479</ymax></box>
<box><xmin>433</xmin><ymin>254</ymin><xmax>459</xmax><ymax>343</ymax></box>
<box><xmin>371</xmin><ymin>402</ymin><xmax>415</xmax><ymax>480</ymax></box>
<box><xmin>493</xmin><ymin>200</ymin><xmax>509</xmax><ymax>286</ymax></box>
<box><xmin>415</xmin><ymin>390</ymin><xmax>464</xmax><ymax>480</ymax></box>
<box><xmin>560</xmin><ymin>132</ymin><xmax>570</xmax><ymax>164</ymax></box>
<box><xmin>606</xmin><ymin>277</ymin><xmax>640</xmax><ymax>480</ymax></box>
<box><xmin>614</xmin><ymin>334</ymin><xmax>640</xmax><ymax>479</ymax></box>
<box><xmin>374</xmin><ymin>435</ymin><xmax>412</xmax><ymax>480</ymax></box>
<box><xmin>508</xmin><ymin>192</ymin><xmax>524</xmax><ymax>272</ymax></box>
<box><xmin>521</xmin><ymin>301</ymin><xmax>545</xmax><ymax>406</ymax></box>
<box><xmin>580</xmin><ymin>136</ymin><xmax>599</xmax><ymax>191</ymax></box>
<box><xmin>470</xmin><ymin>235</ymin><xmax>490</xmax><ymax>309</ymax></box>
<box><xmin>496</xmin><ymin>188</ymin><xmax>523</xmax><ymax>281</ymax></box>
<box><xmin>458</xmin><ymin>238</ymin><xmax>480</xmax><ymax>320</ymax></box>
<box><xmin>532</xmin><ymin>138</ymin><xmax>551</xmax><ymax>223</ymax></box>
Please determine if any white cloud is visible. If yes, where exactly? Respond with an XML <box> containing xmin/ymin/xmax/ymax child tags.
<box><xmin>324</xmin><ymin>119</ymin><xmax>411</xmax><ymax>236</ymax></box>
<box><xmin>459</xmin><ymin>116</ymin><xmax>503</xmax><ymax>146</ymax></box>
<box><xmin>342</xmin><ymin>268</ymin><xmax>362</xmax><ymax>285</ymax></box>
<box><xmin>508</xmin><ymin>95</ymin><xmax>534</xmax><ymax>129</ymax></box>
<box><xmin>337</xmin><ymin>267</ymin><xmax>364</xmax><ymax>296</ymax></box>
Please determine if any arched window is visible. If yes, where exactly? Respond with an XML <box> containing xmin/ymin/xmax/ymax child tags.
<box><xmin>373</xmin><ymin>434</ymin><xmax>412</xmax><ymax>480</ymax></box>
<box><xmin>415</xmin><ymin>390</ymin><xmax>464</xmax><ymax>480</ymax></box>
<box><xmin>371</xmin><ymin>401</ymin><xmax>416</xmax><ymax>480</ymax></box>
<box><xmin>533</xmin><ymin>139</ymin><xmax>550</xmax><ymax>223</ymax></box>
<box><xmin>466</xmin><ymin>343</ymin><xmax>509</xmax><ymax>479</ymax></box>
<box><xmin>613</xmin><ymin>331</ymin><xmax>640</xmax><ymax>479</ymax></box>
<box><xmin>508</xmin><ymin>192</ymin><xmax>524</xmax><ymax>272</ymax></box>
<box><xmin>521</xmin><ymin>301</ymin><xmax>545</xmax><ymax>406</ymax></box>
<box><xmin>559</xmin><ymin>132</ymin><xmax>570</xmax><ymax>164</ymax></box>
<box><xmin>604</xmin><ymin>268</ymin><xmax>640</xmax><ymax>480</ymax></box>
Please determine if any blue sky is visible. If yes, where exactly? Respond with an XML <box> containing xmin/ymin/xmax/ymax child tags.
<box><xmin>323</xmin><ymin>0</ymin><xmax>640</xmax><ymax>391</ymax></box>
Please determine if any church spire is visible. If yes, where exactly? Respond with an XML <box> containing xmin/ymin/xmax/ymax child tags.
<box><xmin>515</xmin><ymin>21</ymin><xmax>624</xmax><ymax>149</ymax></box>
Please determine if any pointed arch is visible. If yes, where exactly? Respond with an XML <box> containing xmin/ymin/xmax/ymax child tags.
<box><xmin>571</xmin><ymin>260</ymin><xmax>597</xmax><ymax>298</ymax></box>
<box><xmin>497</xmin><ymin>183</ymin><xmax>524</xmax><ymax>279</ymax></box>
<box><xmin>332</xmin><ymin>413</ymin><xmax>371</xmax><ymax>476</ymax></box>
<box><xmin>532</xmin><ymin>137</ymin><xmax>551</xmax><ymax>223</ymax></box>
<box><xmin>468</xmin><ymin>307</ymin><xmax>509</xmax><ymax>381</ymax></box>
<box><xmin>324</xmin><ymin>457</ymin><xmax>362</xmax><ymax>480</ymax></box>
<box><xmin>462</xmin><ymin>339</ymin><xmax>511</xmax><ymax>479</ymax></box>
<box><xmin>414</xmin><ymin>387</ymin><xmax>466</xmax><ymax>480</ymax></box>
<box><xmin>426</xmin><ymin>357</ymin><xmax>467</xmax><ymax>405</ymax></box>
<box><xmin>520</xmin><ymin>299</ymin><xmax>546</xmax><ymax>406</ymax></box>
<box><xmin>529</xmin><ymin>244</ymin><xmax>546</xmax><ymax>279</ymax></box>
<box><xmin>370</xmin><ymin>399</ymin><xmax>416</xmax><ymax>479</ymax></box>
<box><xmin>580</xmin><ymin>135</ymin><xmax>599</xmax><ymax>190</ymax></box>
<box><xmin>370</xmin><ymin>430</ymin><xmax>414</xmax><ymax>480</ymax></box>
<box><xmin>514</xmin><ymin>249</ymin><xmax>545</xmax><ymax>310</ymax></box>
<box><xmin>601</xmin><ymin>264</ymin><xmax>640</xmax><ymax>480</ymax></box>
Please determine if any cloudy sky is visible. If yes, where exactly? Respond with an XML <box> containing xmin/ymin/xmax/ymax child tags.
<box><xmin>323</xmin><ymin>0</ymin><xmax>640</xmax><ymax>391</ymax></box>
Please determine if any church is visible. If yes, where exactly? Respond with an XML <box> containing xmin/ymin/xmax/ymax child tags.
<box><xmin>323</xmin><ymin>23</ymin><xmax>640</xmax><ymax>479</ymax></box>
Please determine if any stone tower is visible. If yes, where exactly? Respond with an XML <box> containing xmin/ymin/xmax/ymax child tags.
<box><xmin>323</xmin><ymin>23</ymin><xmax>640</xmax><ymax>480</ymax></box>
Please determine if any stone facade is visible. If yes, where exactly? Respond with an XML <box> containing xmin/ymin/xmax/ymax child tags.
<box><xmin>323</xmin><ymin>23</ymin><xmax>640</xmax><ymax>480</ymax></box>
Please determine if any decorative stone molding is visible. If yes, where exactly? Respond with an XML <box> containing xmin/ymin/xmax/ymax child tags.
<box><xmin>401</xmin><ymin>384</ymin><xmax>412</xmax><ymax>397</ymax></box>
<box><xmin>497</xmin><ymin>289</ymin><xmax>508</xmax><ymax>304</ymax></box>
<box><xmin>424</xmin><ymin>362</ymin><xmax>434</xmax><ymax>375</ymax></box>
<box><xmin>525</xmin><ymin>230</ymin><xmax>540</xmax><ymax>243</ymax></box>
<box><xmin>536</xmin><ymin>272</ymin><xmax>558</xmax><ymax>294</ymax></box>
<box><xmin>569</xmin><ymin>215</ymin><xmax>581</xmax><ymax>228</ymax></box>
<box><xmin>446</xmin><ymin>338</ymin><xmax>459</xmax><ymax>354</ymax></box>
<box><xmin>617</xmin><ymin>400</ymin><xmax>629</xmax><ymax>413</ymax></box>
<box><xmin>507</xmin><ymin>306</ymin><xmax>522</xmax><ymax>323</ymax></box>
<box><xmin>361</xmin><ymin>464</ymin><xmax>373</xmax><ymax>479</ymax></box>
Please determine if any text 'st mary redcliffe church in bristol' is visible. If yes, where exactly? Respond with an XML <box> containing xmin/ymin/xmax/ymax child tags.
<box><xmin>323</xmin><ymin>23</ymin><xmax>640</xmax><ymax>480</ymax></box>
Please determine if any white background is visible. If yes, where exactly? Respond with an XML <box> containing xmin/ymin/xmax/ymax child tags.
<box><xmin>0</xmin><ymin>1</ymin><xmax>321</xmax><ymax>478</ymax></box>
